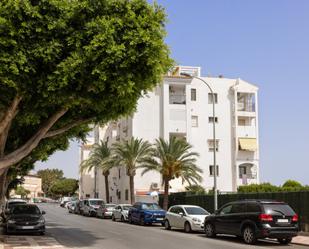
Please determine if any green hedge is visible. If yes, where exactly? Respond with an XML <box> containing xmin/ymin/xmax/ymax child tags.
<box><xmin>160</xmin><ymin>191</ymin><xmax>309</xmax><ymax>232</ymax></box>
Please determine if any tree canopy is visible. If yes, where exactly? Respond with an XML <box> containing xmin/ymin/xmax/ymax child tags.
<box><xmin>37</xmin><ymin>168</ymin><xmax>64</xmax><ymax>196</ymax></box>
<box><xmin>49</xmin><ymin>178</ymin><xmax>78</xmax><ymax>197</ymax></box>
<box><xmin>0</xmin><ymin>0</ymin><xmax>172</xmax><ymax>175</ymax></box>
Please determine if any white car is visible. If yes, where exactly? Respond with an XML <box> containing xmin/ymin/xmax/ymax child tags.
<box><xmin>112</xmin><ymin>204</ymin><xmax>133</xmax><ymax>222</ymax></box>
<box><xmin>97</xmin><ymin>204</ymin><xmax>116</xmax><ymax>219</ymax></box>
<box><xmin>164</xmin><ymin>205</ymin><xmax>209</xmax><ymax>232</ymax></box>
<box><xmin>82</xmin><ymin>199</ymin><xmax>104</xmax><ymax>217</ymax></box>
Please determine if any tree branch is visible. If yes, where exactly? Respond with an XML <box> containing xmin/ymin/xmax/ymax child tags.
<box><xmin>0</xmin><ymin>95</ymin><xmax>22</xmax><ymax>134</ymax></box>
<box><xmin>43</xmin><ymin>118</ymin><xmax>92</xmax><ymax>139</ymax></box>
<box><xmin>0</xmin><ymin>108</ymin><xmax>68</xmax><ymax>170</ymax></box>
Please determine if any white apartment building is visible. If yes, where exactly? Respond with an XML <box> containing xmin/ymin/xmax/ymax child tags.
<box><xmin>79</xmin><ymin>66</ymin><xmax>259</xmax><ymax>203</ymax></box>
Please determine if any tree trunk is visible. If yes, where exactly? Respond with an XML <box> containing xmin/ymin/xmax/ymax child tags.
<box><xmin>0</xmin><ymin>168</ymin><xmax>9</xmax><ymax>206</ymax></box>
<box><xmin>163</xmin><ymin>180</ymin><xmax>169</xmax><ymax>210</ymax></box>
<box><xmin>129</xmin><ymin>175</ymin><xmax>135</xmax><ymax>204</ymax></box>
<box><xmin>104</xmin><ymin>174</ymin><xmax>109</xmax><ymax>203</ymax></box>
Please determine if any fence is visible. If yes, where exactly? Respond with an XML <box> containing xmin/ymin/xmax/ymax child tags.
<box><xmin>159</xmin><ymin>191</ymin><xmax>309</xmax><ymax>232</ymax></box>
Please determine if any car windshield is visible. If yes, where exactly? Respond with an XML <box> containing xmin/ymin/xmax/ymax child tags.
<box><xmin>8</xmin><ymin>202</ymin><xmax>26</xmax><ymax>209</ymax></box>
<box><xmin>141</xmin><ymin>203</ymin><xmax>161</xmax><ymax>210</ymax></box>
<box><xmin>11</xmin><ymin>205</ymin><xmax>41</xmax><ymax>215</ymax></box>
<box><xmin>89</xmin><ymin>200</ymin><xmax>103</xmax><ymax>206</ymax></box>
<box><xmin>263</xmin><ymin>204</ymin><xmax>295</xmax><ymax>216</ymax></box>
<box><xmin>184</xmin><ymin>207</ymin><xmax>209</xmax><ymax>215</ymax></box>
<box><xmin>123</xmin><ymin>206</ymin><xmax>132</xmax><ymax>210</ymax></box>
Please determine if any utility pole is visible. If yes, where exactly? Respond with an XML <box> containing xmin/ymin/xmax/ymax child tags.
<box><xmin>94</xmin><ymin>125</ymin><xmax>100</xmax><ymax>198</ymax></box>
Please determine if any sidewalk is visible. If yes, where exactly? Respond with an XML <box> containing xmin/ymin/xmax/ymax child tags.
<box><xmin>292</xmin><ymin>235</ymin><xmax>309</xmax><ymax>246</ymax></box>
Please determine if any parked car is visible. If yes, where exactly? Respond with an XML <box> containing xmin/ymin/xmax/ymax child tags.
<box><xmin>204</xmin><ymin>199</ymin><xmax>299</xmax><ymax>245</ymax></box>
<box><xmin>3</xmin><ymin>204</ymin><xmax>46</xmax><ymax>235</ymax></box>
<box><xmin>97</xmin><ymin>204</ymin><xmax>116</xmax><ymax>219</ymax></box>
<box><xmin>68</xmin><ymin>201</ymin><xmax>78</xmax><ymax>214</ymax></box>
<box><xmin>112</xmin><ymin>204</ymin><xmax>132</xmax><ymax>222</ymax></box>
<box><xmin>164</xmin><ymin>205</ymin><xmax>209</xmax><ymax>232</ymax></box>
<box><xmin>128</xmin><ymin>202</ymin><xmax>166</xmax><ymax>226</ymax></box>
<box><xmin>1</xmin><ymin>199</ymin><xmax>27</xmax><ymax>221</ymax></box>
<box><xmin>60</xmin><ymin>197</ymin><xmax>72</xmax><ymax>207</ymax></box>
<box><xmin>80</xmin><ymin>199</ymin><xmax>104</xmax><ymax>217</ymax></box>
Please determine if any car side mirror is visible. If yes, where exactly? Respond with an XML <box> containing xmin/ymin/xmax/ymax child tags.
<box><xmin>179</xmin><ymin>212</ymin><xmax>184</xmax><ymax>217</ymax></box>
<box><xmin>42</xmin><ymin>211</ymin><xmax>46</xmax><ymax>215</ymax></box>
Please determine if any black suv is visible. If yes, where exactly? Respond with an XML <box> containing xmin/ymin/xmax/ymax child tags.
<box><xmin>204</xmin><ymin>200</ymin><xmax>299</xmax><ymax>245</ymax></box>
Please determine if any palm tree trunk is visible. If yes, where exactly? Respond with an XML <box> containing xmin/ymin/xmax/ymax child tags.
<box><xmin>104</xmin><ymin>174</ymin><xmax>109</xmax><ymax>203</ymax></box>
<box><xmin>0</xmin><ymin>168</ymin><xmax>8</xmax><ymax>205</ymax></box>
<box><xmin>163</xmin><ymin>180</ymin><xmax>169</xmax><ymax>210</ymax></box>
<box><xmin>129</xmin><ymin>175</ymin><xmax>135</xmax><ymax>204</ymax></box>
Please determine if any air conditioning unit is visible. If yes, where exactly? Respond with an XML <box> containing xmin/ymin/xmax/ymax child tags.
<box><xmin>150</xmin><ymin>182</ymin><xmax>159</xmax><ymax>189</ymax></box>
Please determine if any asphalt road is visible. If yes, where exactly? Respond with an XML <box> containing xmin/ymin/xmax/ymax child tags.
<box><xmin>19</xmin><ymin>203</ymin><xmax>305</xmax><ymax>249</ymax></box>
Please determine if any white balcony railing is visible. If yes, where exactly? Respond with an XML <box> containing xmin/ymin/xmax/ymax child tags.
<box><xmin>169</xmin><ymin>94</ymin><xmax>186</xmax><ymax>105</ymax></box>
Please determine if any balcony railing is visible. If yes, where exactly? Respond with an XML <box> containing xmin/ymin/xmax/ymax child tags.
<box><xmin>239</xmin><ymin>173</ymin><xmax>257</xmax><ymax>179</ymax></box>
<box><xmin>237</xmin><ymin>102</ymin><xmax>255</xmax><ymax>112</ymax></box>
<box><xmin>169</xmin><ymin>94</ymin><xmax>186</xmax><ymax>105</ymax></box>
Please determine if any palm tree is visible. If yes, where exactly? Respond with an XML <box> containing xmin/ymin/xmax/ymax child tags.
<box><xmin>80</xmin><ymin>140</ymin><xmax>113</xmax><ymax>203</ymax></box>
<box><xmin>142</xmin><ymin>137</ymin><xmax>202</xmax><ymax>210</ymax></box>
<box><xmin>111</xmin><ymin>137</ymin><xmax>153</xmax><ymax>204</ymax></box>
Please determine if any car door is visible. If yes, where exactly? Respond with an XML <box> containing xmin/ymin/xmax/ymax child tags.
<box><xmin>115</xmin><ymin>206</ymin><xmax>121</xmax><ymax>219</ymax></box>
<box><xmin>174</xmin><ymin>207</ymin><xmax>186</xmax><ymax>228</ymax></box>
<box><xmin>214</xmin><ymin>204</ymin><xmax>233</xmax><ymax>233</ymax></box>
<box><xmin>226</xmin><ymin>203</ymin><xmax>246</xmax><ymax>235</ymax></box>
<box><xmin>131</xmin><ymin>204</ymin><xmax>140</xmax><ymax>222</ymax></box>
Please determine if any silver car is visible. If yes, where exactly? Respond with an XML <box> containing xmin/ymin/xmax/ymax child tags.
<box><xmin>164</xmin><ymin>205</ymin><xmax>209</xmax><ymax>232</ymax></box>
<box><xmin>97</xmin><ymin>204</ymin><xmax>116</xmax><ymax>219</ymax></box>
<box><xmin>112</xmin><ymin>204</ymin><xmax>132</xmax><ymax>222</ymax></box>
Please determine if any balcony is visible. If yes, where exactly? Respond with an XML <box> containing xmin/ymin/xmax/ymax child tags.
<box><xmin>169</xmin><ymin>94</ymin><xmax>186</xmax><ymax>105</ymax></box>
<box><xmin>237</xmin><ymin>92</ymin><xmax>256</xmax><ymax>112</ymax></box>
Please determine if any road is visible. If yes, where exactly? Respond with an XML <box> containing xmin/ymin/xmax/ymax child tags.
<box><xmin>1</xmin><ymin>203</ymin><xmax>308</xmax><ymax>249</ymax></box>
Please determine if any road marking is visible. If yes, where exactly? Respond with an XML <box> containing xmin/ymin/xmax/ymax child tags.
<box><xmin>1</xmin><ymin>235</ymin><xmax>67</xmax><ymax>249</ymax></box>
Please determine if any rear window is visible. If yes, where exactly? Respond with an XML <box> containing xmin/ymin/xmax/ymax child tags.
<box><xmin>184</xmin><ymin>207</ymin><xmax>209</xmax><ymax>215</ymax></box>
<box><xmin>263</xmin><ymin>204</ymin><xmax>295</xmax><ymax>216</ymax></box>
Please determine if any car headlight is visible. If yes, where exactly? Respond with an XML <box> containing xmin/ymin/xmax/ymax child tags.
<box><xmin>38</xmin><ymin>218</ymin><xmax>45</xmax><ymax>224</ymax></box>
<box><xmin>8</xmin><ymin>220</ymin><xmax>16</xmax><ymax>224</ymax></box>
<box><xmin>192</xmin><ymin>217</ymin><xmax>201</xmax><ymax>223</ymax></box>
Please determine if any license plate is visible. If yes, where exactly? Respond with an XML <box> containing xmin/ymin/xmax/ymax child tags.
<box><xmin>21</xmin><ymin>226</ymin><xmax>35</xmax><ymax>229</ymax></box>
<box><xmin>277</xmin><ymin>219</ymin><xmax>289</xmax><ymax>223</ymax></box>
<box><xmin>156</xmin><ymin>218</ymin><xmax>164</xmax><ymax>221</ymax></box>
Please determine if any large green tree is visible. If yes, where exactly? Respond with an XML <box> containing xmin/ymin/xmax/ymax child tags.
<box><xmin>142</xmin><ymin>137</ymin><xmax>202</xmax><ymax>210</ymax></box>
<box><xmin>0</xmin><ymin>0</ymin><xmax>172</xmax><ymax>201</ymax></box>
<box><xmin>80</xmin><ymin>141</ymin><xmax>113</xmax><ymax>203</ymax></box>
<box><xmin>112</xmin><ymin>137</ymin><xmax>153</xmax><ymax>204</ymax></box>
<box><xmin>49</xmin><ymin>178</ymin><xmax>78</xmax><ymax>198</ymax></box>
<box><xmin>37</xmin><ymin>168</ymin><xmax>64</xmax><ymax>196</ymax></box>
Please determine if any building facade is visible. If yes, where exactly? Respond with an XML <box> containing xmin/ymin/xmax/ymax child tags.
<box><xmin>11</xmin><ymin>174</ymin><xmax>43</xmax><ymax>200</ymax></box>
<box><xmin>79</xmin><ymin>66</ymin><xmax>260</xmax><ymax>203</ymax></box>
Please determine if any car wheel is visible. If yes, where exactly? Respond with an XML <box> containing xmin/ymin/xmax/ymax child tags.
<box><xmin>112</xmin><ymin>215</ymin><xmax>116</xmax><ymax>221</ymax></box>
<box><xmin>278</xmin><ymin>238</ymin><xmax>292</xmax><ymax>245</ymax></box>
<box><xmin>139</xmin><ymin>216</ymin><xmax>145</xmax><ymax>226</ymax></box>
<box><xmin>121</xmin><ymin>215</ymin><xmax>125</xmax><ymax>222</ymax></box>
<box><xmin>184</xmin><ymin>222</ymin><xmax>192</xmax><ymax>233</ymax></box>
<box><xmin>164</xmin><ymin>220</ymin><xmax>171</xmax><ymax>230</ymax></box>
<box><xmin>242</xmin><ymin>226</ymin><xmax>257</xmax><ymax>244</ymax></box>
<box><xmin>204</xmin><ymin>223</ymin><xmax>216</xmax><ymax>238</ymax></box>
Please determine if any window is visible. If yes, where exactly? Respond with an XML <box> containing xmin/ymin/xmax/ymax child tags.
<box><xmin>191</xmin><ymin>116</ymin><xmax>198</xmax><ymax>127</ymax></box>
<box><xmin>231</xmin><ymin>204</ymin><xmax>245</xmax><ymax>213</ymax></box>
<box><xmin>118</xmin><ymin>168</ymin><xmax>121</xmax><ymax>179</ymax></box>
<box><xmin>191</xmin><ymin>88</ymin><xmax>196</xmax><ymax>101</ymax></box>
<box><xmin>220</xmin><ymin>204</ymin><xmax>232</xmax><ymax>215</ymax></box>
<box><xmin>208</xmin><ymin>93</ymin><xmax>218</xmax><ymax>104</ymax></box>
<box><xmin>246</xmin><ymin>203</ymin><xmax>261</xmax><ymax>213</ymax></box>
<box><xmin>118</xmin><ymin>191</ymin><xmax>121</xmax><ymax>200</ymax></box>
<box><xmin>208</xmin><ymin>139</ymin><xmax>219</xmax><ymax>152</ymax></box>
<box><xmin>125</xmin><ymin>189</ymin><xmax>129</xmax><ymax>201</ymax></box>
<box><xmin>208</xmin><ymin>117</ymin><xmax>218</xmax><ymax>123</ymax></box>
<box><xmin>209</xmin><ymin>165</ymin><xmax>219</xmax><ymax>176</ymax></box>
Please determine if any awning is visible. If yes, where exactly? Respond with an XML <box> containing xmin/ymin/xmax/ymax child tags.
<box><xmin>239</xmin><ymin>138</ymin><xmax>257</xmax><ymax>151</ymax></box>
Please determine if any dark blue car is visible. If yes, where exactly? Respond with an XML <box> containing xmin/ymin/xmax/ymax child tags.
<box><xmin>128</xmin><ymin>202</ymin><xmax>166</xmax><ymax>226</ymax></box>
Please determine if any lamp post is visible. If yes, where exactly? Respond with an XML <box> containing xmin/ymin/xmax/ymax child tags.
<box><xmin>180</xmin><ymin>73</ymin><xmax>218</xmax><ymax>211</ymax></box>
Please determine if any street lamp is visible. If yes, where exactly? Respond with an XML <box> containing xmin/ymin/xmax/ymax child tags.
<box><xmin>180</xmin><ymin>73</ymin><xmax>218</xmax><ymax>211</ymax></box>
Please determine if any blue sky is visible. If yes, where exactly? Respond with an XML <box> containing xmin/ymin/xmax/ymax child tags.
<box><xmin>36</xmin><ymin>0</ymin><xmax>309</xmax><ymax>185</ymax></box>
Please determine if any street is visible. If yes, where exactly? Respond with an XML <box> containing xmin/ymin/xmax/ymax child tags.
<box><xmin>1</xmin><ymin>203</ymin><xmax>307</xmax><ymax>249</ymax></box>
